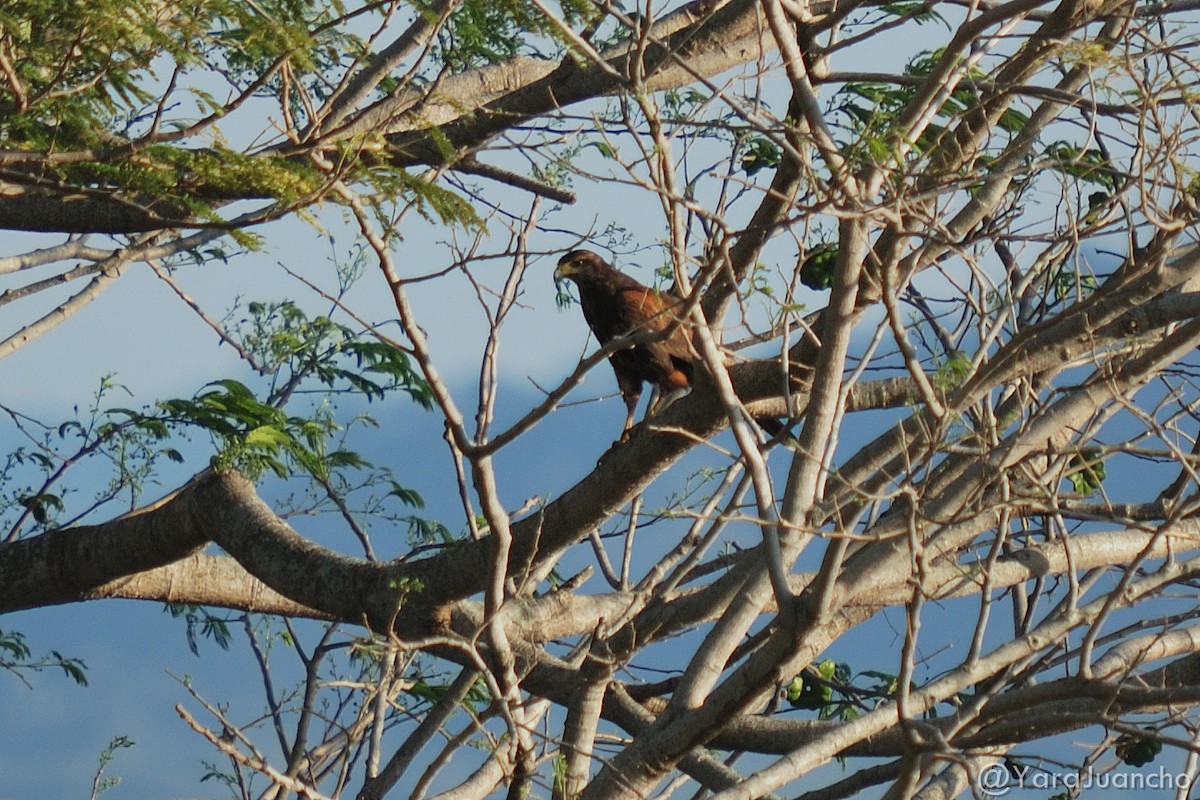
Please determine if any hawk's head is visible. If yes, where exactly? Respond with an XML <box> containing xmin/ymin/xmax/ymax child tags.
<box><xmin>553</xmin><ymin>249</ymin><xmax>612</xmax><ymax>284</ymax></box>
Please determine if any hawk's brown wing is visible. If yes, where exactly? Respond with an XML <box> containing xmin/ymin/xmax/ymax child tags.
<box><xmin>613</xmin><ymin>284</ymin><xmax>693</xmax><ymax>392</ymax></box>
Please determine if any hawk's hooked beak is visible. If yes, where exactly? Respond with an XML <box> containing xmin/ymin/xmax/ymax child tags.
<box><xmin>553</xmin><ymin>259</ymin><xmax>577</xmax><ymax>308</ymax></box>
<box><xmin>553</xmin><ymin>260</ymin><xmax>577</xmax><ymax>282</ymax></box>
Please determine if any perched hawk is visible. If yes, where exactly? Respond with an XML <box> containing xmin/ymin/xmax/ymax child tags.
<box><xmin>554</xmin><ymin>249</ymin><xmax>695</xmax><ymax>437</ymax></box>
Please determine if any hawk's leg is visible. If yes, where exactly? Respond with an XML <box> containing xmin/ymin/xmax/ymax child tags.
<box><xmin>648</xmin><ymin>386</ymin><xmax>689</xmax><ymax>417</ymax></box>
<box><xmin>616</xmin><ymin>372</ymin><xmax>643</xmax><ymax>443</ymax></box>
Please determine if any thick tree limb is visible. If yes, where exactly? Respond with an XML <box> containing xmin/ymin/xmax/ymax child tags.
<box><xmin>0</xmin><ymin>482</ymin><xmax>210</xmax><ymax>612</ymax></box>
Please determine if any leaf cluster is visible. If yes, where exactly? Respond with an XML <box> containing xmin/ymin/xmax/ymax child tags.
<box><xmin>1066</xmin><ymin>450</ymin><xmax>1106</xmax><ymax>497</ymax></box>
<box><xmin>1</xmin><ymin>377</ymin><xmax>191</xmax><ymax>535</ymax></box>
<box><xmin>237</xmin><ymin>300</ymin><xmax>433</xmax><ymax>407</ymax></box>
<box><xmin>408</xmin><ymin>674</ymin><xmax>491</xmax><ymax>712</ymax></box>
<box><xmin>103</xmin><ymin>300</ymin><xmax>432</xmax><ymax>481</ymax></box>
<box><xmin>432</xmin><ymin>0</ymin><xmax>598</xmax><ymax>72</ymax></box>
<box><xmin>165</xmin><ymin>604</ymin><xmax>234</xmax><ymax>656</ymax></box>
<box><xmin>836</xmin><ymin>49</ymin><xmax>1029</xmax><ymax>167</ymax></box>
<box><xmin>786</xmin><ymin>661</ymin><xmax>969</xmax><ymax>723</ymax></box>
<box><xmin>361</xmin><ymin>166</ymin><xmax>484</xmax><ymax>231</ymax></box>
<box><xmin>1115</xmin><ymin>731</ymin><xmax>1163</xmax><ymax>767</ymax></box>
<box><xmin>785</xmin><ymin>660</ymin><xmax>859</xmax><ymax>721</ymax></box>
<box><xmin>0</xmin><ymin>627</ymin><xmax>88</xmax><ymax>686</ymax></box>
<box><xmin>0</xmin><ymin>0</ymin><xmax>382</xmax><ymax>225</ymax></box>
<box><xmin>0</xmin><ymin>0</ymin><xmax>179</xmax><ymax>147</ymax></box>
<box><xmin>799</xmin><ymin>243</ymin><xmax>838</xmax><ymax>291</ymax></box>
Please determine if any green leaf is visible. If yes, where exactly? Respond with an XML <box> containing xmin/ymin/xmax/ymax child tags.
<box><xmin>243</xmin><ymin>425</ymin><xmax>293</xmax><ymax>451</ymax></box>
<box><xmin>740</xmin><ymin>136</ymin><xmax>782</xmax><ymax>176</ymax></box>
<box><xmin>1066</xmin><ymin>451</ymin><xmax>1106</xmax><ymax>496</ymax></box>
<box><xmin>408</xmin><ymin>675</ymin><xmax>490</xmax><ymax>711</ymax></box>
<box><xmin>165</xmin><ymin>604</ymin><xmax>233</xmax><ymax>656</ymax></box>
<box><xmin>859</xmin><ymin>669</ymin><xmax>900</xmax><ymax>695</ymax></box>
<box><xmin>586</xmin><ymin>141</ymin><xmax>617</xmax><ymax>159</ymax></box>
<box><xmin>1043</xmin><ymin>142</ymin><xmax>1117</xmax><ymax>189</ymax></box>
<box><xmin>0</xmin><ymin>629</ymin><xmax>31</xmax><ymax>661</ymax></box>
<box><xmin>880</xmin><ymin>2</ymin><xmax>948</xmax><ymax>27</ymax></box>
<box><xmin>800</xmin><ymin>244</ymin><xmax>838</xmax><ymax>290</ymax></box>
<box><xmin>52</xmin><ymin>652</ymin><xmax>90</xmax><ymax>686</ymax></box>
<box><xmin>389</xmin><ymin>481</ymin><xmax>425</xmax><ymax>508</ymax></box>
<box><xmin>786</xmin><ymin>661</ymin><xmax>838</xmax><ymax>710</ymax></box>
<box><xmin>933</xmin><ymin>351</ymin><xmax>972</xmax><ymax>392</ymax></box>
<box><xmin>19</xmin><ymin>493</ymin><xmax>64</xmax><ymax>524</ymax></box>
<box><xmin>1115</xmin><ymin>731</ymin><xmax>1162</xmax><ymax>767</ymax></box>
<box><xmin>58</xmin><ymin>420</ymin><xmax>85</xmax><ymax>438</ymax></box>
